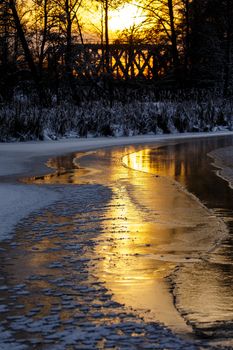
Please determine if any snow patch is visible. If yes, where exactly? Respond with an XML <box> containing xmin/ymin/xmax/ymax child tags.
<box><xmin>0</xmin><ymin>184</ymin><xmax>59</xmax><ymax>241</ymax></box>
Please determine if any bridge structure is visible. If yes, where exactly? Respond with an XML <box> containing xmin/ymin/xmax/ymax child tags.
<box><xmin>47</xmin><ymin>44</ymin><xmax>159</xmax><ymax>80</ymax></box>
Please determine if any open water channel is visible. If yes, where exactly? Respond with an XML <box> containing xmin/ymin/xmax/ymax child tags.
<box><xmin>1</xmin><ymin>135</ymin><xmax>233</xmax><ymax>349</ymax></box>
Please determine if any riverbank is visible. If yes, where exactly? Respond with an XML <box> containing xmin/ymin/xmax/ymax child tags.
<box><xmin>1</xmin><ymin>98</ymin><xmax>232</xmax><ymax>142</ymax></box>
<box><xmin>1</xmin><ymin>131</ymin><xmax>233</xmax><ymax>243</ymax></box>
<box><xmin>209</xmin><ymin>146</ymin><xmax>233</xmax><ymax>189</ymax></box>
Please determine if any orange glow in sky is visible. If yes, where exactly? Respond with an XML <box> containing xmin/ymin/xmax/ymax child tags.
<box><xmin>109</xmin><ymin>2</ymin><xmax>144</xmax><ymax>32</ymax></box>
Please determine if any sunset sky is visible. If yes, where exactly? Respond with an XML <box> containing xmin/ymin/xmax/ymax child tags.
<box><xmin>77</xmin><ymin>0</ymin><xmax>145</xmax><ymax>42</ymax></box>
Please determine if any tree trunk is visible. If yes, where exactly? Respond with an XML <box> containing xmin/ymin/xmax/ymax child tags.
<box><xmin>38</xmin><ymin>0</ymin><xmax>48</xmax><ymax>74</ymax></box>
<box><xmin>65</xmin><ymin>0</ymin><xmax>72</xmax><ymax>79</ymax></box>
<box><xmin>103</xmin><ymin>0</ymin><xmax>113</xmax><ymax>106</ymax></box>
<box><xmin>9</xmin><ymin>0</ymin><xmax>45</xmax><ymax>101</ymax></box>
<box><xmin>223</xmin><ymin>0</ymin><xmax>232</xmax><ymax>96</ymax></box>
<box><xmin>76</xmin><ymin>15</ymin><xmax>84</xmax><ymax>45</ymax></box>
<box><xmin>1</xmin><ymin>3</ymin><xmax>9</xmax><ymax>68</ymax></box>
<box><xmin>184</xmin><ymin>0</ymin><xmax>190</xmax><ymax>77</ymax></box>
<box><xmin>104</xmin><ymin>0</ymin><xmax>110</xmax><ymax>73</ymax></box>
<box><xmin>167</xmin><ymin>0</ymin><xmax>180</xmax><ymax>76</ymax></box>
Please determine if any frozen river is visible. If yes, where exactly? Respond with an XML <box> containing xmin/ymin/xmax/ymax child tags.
<box><xmin>1</xmin><ymin>135</ymin><xmax>233</xmax><ymax>348</ymax></box>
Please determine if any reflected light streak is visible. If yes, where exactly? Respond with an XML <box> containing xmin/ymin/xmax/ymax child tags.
<box><xmin>21</xmin><ymin>141</ymin><xmax>233</xmax><ymax>337</ymax></box>
<box><xmin>92</xmin><ymin>147</ymin><xmax>225</xmax><ymax>333</ymax></box>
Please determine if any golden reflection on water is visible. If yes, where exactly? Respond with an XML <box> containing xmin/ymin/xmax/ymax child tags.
<box><xmin>23</xmin><ymin>151</ymin><xmax>99</xmax><ymax>185</ymax></box>
<box><xmin>123</xmin><ymin>148</ymin><xmax>187</xmax><ymax>186</ymax></box>
<box><xmin>22</xmin><ymin>141</ymin><xmax>233</xmax><ymax>336</ymax></box>
<box><xmin>120</xmin><ymin>143</ymin><xmax>233</xmax><ymax>340</ymax></box>
<box><xmin>90</xmin><ymin>147</ymin><xmax>225</xmax><ymax>333</ymax></box>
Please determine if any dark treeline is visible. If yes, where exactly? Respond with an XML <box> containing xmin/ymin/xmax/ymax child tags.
<box><xmin>0</xmin><ymin>0</ymin><xmax>233</xmax><ymax>103</ymax></box>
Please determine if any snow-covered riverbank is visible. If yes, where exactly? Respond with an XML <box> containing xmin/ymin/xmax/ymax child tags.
<box><xmin>1</xmin><ymin>98</ymin><xmax>232</xmax><ymax>142</ymax></box>
<box><xmin>1</xmin><ymin>131</ymin><xmax>233</xmax><ymax>242</ymax></box>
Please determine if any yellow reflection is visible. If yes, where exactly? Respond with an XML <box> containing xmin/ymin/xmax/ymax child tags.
<box><xmin>123</xmin><ymin>148</ymin><xmax>187</xmax><ymax>186</ymax></box>
<box><xmin>93</xmin><ymin>147</ymin><xmax>226</xmax><ymax>333</ymax></box>
<box><xmin>22</xmin><ymin>152</ymin><xmax>99</xmax><ymax>185</ymax></box>
<box><xmin>22</xmin><ymin>144</ymin><xmax>228</xmax><ymax>335</ymax></box>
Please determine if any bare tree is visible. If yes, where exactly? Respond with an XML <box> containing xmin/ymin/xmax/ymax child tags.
<box><xmin>167</xmin><ymin>0</ymin><xmax>180</xmax><ymax>72</ymax></box>
<box><xmin>7</xmin><ymin>0</ymin><xmax>54</xmax><ymax>103</ymax></box>
<box><xmin>9</xmin><ymin>0</ymin><xmax>39</xmax><ymax>84</ymax></box>
<box><xmin>0</xmin><ymin>1</ymin><xmax>10</xmax><ymax>67</ymax></box>
<box><xmin>51</xmin><ymin>0</ymin><xmax>83</xmax><ymax>80</ymax></box>
<box><xmin>139</xmin><ymin>0</ymin><xmax>185</xmax><ymax>81</ymax></box>
<box><xmin>222</xmin><ymin>0</ymin><xmax>233</xmax><ymax>96</ymax></box>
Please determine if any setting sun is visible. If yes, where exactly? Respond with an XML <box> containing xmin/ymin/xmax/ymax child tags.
<box><xmin>109</xmin><ymin>2</ymin><xmax>144</xmax><ymax>32</ymax></box>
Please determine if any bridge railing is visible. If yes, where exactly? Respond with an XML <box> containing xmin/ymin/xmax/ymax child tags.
<box><xmin>47</xmin><ymin>44</ymin><xmax>158</xmax><ymax>80</ymax></box>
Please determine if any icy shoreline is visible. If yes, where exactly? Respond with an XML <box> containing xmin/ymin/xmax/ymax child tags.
<box><xmin>0</xmin><ymin>131</ymin><xmax>233</xmax><ymax>242</ymax></box>
<box><xmin>208</xmin><ymin>146</ymin><xmax>233</xmax><ymax>189</ymax></box>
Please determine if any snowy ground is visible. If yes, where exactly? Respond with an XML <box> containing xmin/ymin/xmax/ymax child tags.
<box><xmin>1</xmin><ymin>131</ymin><xmax>233</xmax><ymax>242</ymax></box>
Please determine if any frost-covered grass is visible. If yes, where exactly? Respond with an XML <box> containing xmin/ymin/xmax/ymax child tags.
<box><xmin>0</xmin><ymin>95</ymin><xmax>233</xmax><ymax>141</ymax></box>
